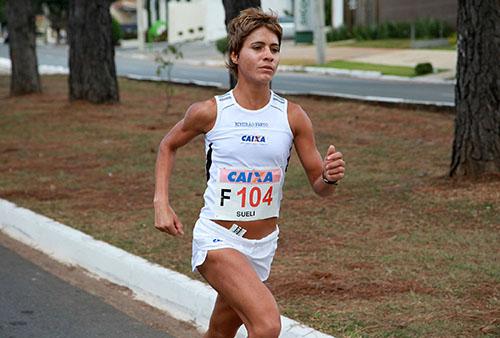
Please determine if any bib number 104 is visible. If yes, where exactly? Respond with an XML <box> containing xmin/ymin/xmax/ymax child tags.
<box><xmin>220</xmin><ymin>186</ymin><xmax>273</xmax><ymax>208</ymax></box>
<box><xmin>237</xmin><ymin>186</ymin><xmax>273</xmax><ymax>207</ymax></box>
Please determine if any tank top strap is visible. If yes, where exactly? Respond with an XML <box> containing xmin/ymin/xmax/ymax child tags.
<box><xmin>270</xmin><ymin>91</ymin><xmax>288</xmax><ymax>117</ymax></box>
<box><xmin>215</xmin><ymin>91</ymin><xmax>235</xmax><ymax>113</ymax></box>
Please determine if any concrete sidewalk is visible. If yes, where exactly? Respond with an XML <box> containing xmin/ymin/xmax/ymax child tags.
<box><xmin>280</xmin><ymin>41</ymin><xmax>456</xmax><ymax>81</ymax></box>
<box><xmin>118</xmin><ymin>39</ymin><xmax>457</xmax><ymax>82</ymax></box>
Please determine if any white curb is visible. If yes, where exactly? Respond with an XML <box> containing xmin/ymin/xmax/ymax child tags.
<box><xmin>307</xmin><ymin>90</ymin><xmax>455</xmax><ymax>107</ymax></box>
<box><xmin>0</xmin><ymin>199</ymin><xmax>334</xmax><ymax>338</ymax></box>
<box><xmin>124</xmin><ymin>73</ymin><xmax>224</xmax><ymax>89</ymax></box>
<box><xmin>0</xmin><ymin>57</ymin><xmax>69</xmax><ymax>75</ymax></box>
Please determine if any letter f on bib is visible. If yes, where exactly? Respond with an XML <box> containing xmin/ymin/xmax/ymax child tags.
<box><xmin>220</xmin><ymin>188</ymin><xmax>231</xmax><ymax>206</ymax></box>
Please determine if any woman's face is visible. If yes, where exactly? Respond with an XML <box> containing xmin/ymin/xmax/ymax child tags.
<box><xmin>231</xmin><ymin>26</ymin><xmax>280</xmax><ymax>85</ymax></box>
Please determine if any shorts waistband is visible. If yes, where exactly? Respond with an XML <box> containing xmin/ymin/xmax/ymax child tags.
<box><xmin>198</xmin><ymin>217</ymin><xmax>279</xmax><ymax>244</ymax></box>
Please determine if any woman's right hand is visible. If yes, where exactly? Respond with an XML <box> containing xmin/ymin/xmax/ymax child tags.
<box><xmin>154</xmin><ymin>203</ymin><xmax>184</xmax><ymax>236</ymax></box>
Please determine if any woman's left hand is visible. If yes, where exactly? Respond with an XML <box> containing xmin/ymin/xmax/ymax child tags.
<box><xmin>323</xmin><ymin>145</ymin><xmax>345</xmax><ymax>183</ymax></box>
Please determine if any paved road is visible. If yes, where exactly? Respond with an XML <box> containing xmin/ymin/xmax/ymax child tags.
<box><xmin>0</xmin><ymin>243</ymin><xmax>174</xmax><ymax>338</ymax></box>
<box><xmin>0</xmin><ymin>43</ymin><xmax>454</xmax><ymax>105</ymax></box>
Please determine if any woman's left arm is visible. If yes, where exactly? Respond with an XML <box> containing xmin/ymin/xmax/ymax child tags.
<box><xmin>288</xmin><ymin>102</ymin><xmax>345</xmax><ymax>197</ymax></box>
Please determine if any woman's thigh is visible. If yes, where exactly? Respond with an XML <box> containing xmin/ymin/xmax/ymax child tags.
<box><xmin>197</xmin><ymin>248</ymin><xmax>280</xmax><ymax>328</ymax></box>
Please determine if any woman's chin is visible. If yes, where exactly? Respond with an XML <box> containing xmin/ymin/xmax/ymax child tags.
<box><xmin>255</xmin><ymin>74</ymin><xmax>274</xmax><ymax>84</ymax></box>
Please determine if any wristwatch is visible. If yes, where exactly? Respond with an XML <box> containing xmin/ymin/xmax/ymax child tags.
<box><xmin>322</xmin><ymin>173</ymin><xmax>338</xmax><ymax>185</ymax></box>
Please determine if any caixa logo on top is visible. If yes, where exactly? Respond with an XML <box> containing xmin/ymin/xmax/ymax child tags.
<box><xmin>219</xmin><ymin>168</ymin><xmax>281</xmax><ymax>184</ymax></box>
<box><xmin>241</xmin><ymin>135</ymin><xmax>267</xmax><ymax>143</ymax></box>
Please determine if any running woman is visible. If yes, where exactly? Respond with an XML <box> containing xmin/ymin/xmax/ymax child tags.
<box><xmin>154</xmin><ymin>8</ymin><xmax>345</xmax><ymax>338</ymax></box>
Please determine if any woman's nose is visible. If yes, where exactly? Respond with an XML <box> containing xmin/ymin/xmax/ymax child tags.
<box><xmin>263</xmin><ymin>47</ymin><xmax>274</xmax><ymax>61</ymax></box>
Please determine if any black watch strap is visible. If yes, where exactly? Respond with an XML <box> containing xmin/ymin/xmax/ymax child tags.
<box><xmin>322</xmin><ymin>173</ymin><xmax>338</xmax><ymax>185</ymax></box>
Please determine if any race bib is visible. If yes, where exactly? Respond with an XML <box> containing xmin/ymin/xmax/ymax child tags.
<box><xmin>213</xmin><ymin>167</ymin><xmax>282</xmax><ymax>221</ymax></box>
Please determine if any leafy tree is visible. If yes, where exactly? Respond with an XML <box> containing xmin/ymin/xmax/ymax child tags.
<box><xmin>68</xmin><ymin>0</ymin><xmax>119</xmax><ymax>103</ymax></box>
<box><xmin>450</xmin><ymin>0</ymin><xmax>499</xmax><ymax>177</ymax></box>
<box><xmin>155</xmin><ymin>44</ymin><xmax>183</xmax><ymax>114</ymax></box>
<box><xmin>6</xmin><ymin>0</ymin><xmax>41</xmax><ymax>95</ymax></box>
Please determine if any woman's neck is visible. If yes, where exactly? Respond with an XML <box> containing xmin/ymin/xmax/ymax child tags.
<box><xmin>232</xmin><ymin>80</ymin><xmax>271</xmax><ymax>110</ymax></box>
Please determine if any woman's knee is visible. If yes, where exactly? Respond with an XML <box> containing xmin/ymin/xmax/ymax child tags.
<box><xmin>249</xmin><ymin>316</ymin><xmax>281</xmax><ymax>338</ymax></box>
<box><xmin>205</xmin><ymin>325</ymin><xmax>240</xmax><ymax>338</ymax></box>
<box><xmin>205</xmin><ymin>308</ymin><xmax>242</xmax><ymax>338</ymax></box>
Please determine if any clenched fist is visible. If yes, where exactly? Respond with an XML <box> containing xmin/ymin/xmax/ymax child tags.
<box><xmin>323</xmin><ymin>145</ymin><xmax>345</xmax><ymax>184</ymax></box>
<box><xmin>154</xmin><ymin>203</ymin><xmax>184</xmax><ymax>236</ymax></box>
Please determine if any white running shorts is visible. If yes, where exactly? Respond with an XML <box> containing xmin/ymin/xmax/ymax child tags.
<box><xmin>191</xmin><ymin>218</ymin><xmax>279</xmax><ymax>281</ymax></box>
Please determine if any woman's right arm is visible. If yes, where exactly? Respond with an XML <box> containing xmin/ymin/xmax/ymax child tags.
<box><xmin>154</xmin><ymin>99</ymin><xmax>216</xmax><ymax>236</ymax></box>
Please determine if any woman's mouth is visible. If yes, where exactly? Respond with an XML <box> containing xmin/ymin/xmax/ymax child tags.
<box><xmin>259</xmin><ymin>66</ymin><xmax>274</xmax><ymax>72</ymax></box>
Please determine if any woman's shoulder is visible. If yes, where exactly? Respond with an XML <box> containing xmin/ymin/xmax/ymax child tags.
<box><xmin>286</xmin><ymin>99</ymin><xmax>310</xmax><ymax>136</ymax></box>
<box><xmin>286</xmin><ymin>99</ymin><xmax>306</xmax><ymax>116</ymax></box>
<box><xmin>186</xmin><ymin>97</ymin><xmax>217</xmax><ymax>117</ymax></box>
<box><xmin>183</xmin><ymin>98</ymin><xmax>217</xmax><ymax>133</ymax></box>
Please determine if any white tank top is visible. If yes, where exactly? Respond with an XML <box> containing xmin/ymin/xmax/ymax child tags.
<box><xmin>200</xmin><ymin>90</ymin><xmax>294</xmax><ymax>221</ymax></box>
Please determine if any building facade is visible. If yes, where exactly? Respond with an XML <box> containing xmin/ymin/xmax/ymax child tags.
<box><xmin>344</xmin><ymin>0</ymin><xmax>457</xmax><ymax>28</ymax></box>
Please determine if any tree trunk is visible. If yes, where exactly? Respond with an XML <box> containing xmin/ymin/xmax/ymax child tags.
<box><xmin>450</xmin><ymin>0</ymin><xmax>500</xmax><ymax>177</ymax></box>
<box><xmin>222</xmin><ymin>0</ymin><xmax>261</xmax><ymax>89</ymax></box>
<box><xmin>68</xmin><ymin>0</ymin><xmax>119</xmax><ymax>103</ymax></box>
<box><xmin>6</xmin><ymin>0</ymin><xmax>41</xmax><ymax>95</ymax></box>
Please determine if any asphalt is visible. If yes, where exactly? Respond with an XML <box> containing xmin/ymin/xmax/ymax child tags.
<box><xmin>120</xmin><ymin>39</ymin><xmax>457</xmax><ymax>82</ymax></box>
<box><xmin>0</xmin><ymin>42</ymin><xmax>456</xmax><ymax>106</ymax></box>
<box><xmin>0</xmin><ymin>243</ymin><xmax>174</xmax><ymax>338</ymax></box>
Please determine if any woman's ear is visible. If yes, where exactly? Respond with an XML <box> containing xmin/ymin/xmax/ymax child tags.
<box><xmin>230</xmin><ymin>51</ymin><xmax>239</xmax><ymax>64</ymax></box>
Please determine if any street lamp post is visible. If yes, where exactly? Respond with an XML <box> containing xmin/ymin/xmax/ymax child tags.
<box><xmin>314</xmin><ymin>0</ymin><xmax>326</xmax><ymax>64</ymax></box>
<box><xmin>137</xmin><ymin>0</ymin><xmax>146</xmax><ymax>51</ymax></box>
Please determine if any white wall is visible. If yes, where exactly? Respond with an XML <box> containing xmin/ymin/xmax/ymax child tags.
<box><xmin>204</xmin><ymin>0</ymin><xmax>226</xmax><ymax>42</ymax></box>
<box><xmin>203</xmin><ymin>0</ymin><xmax>293</xmax><ymax>42</ymax></box>
<box><xmin>332</xmin><ymin>0</ymin><xmax>344</xmax><ymax>28</ymax></box>
<box><xmin>168</xmin><ymin>0</ymin><xmax>293</xmax><ymax>43</ymax></box>
<box><xmin>168</xmin><ymin>0</ymin><xmax>206</xmax><ymax>43</ymax></box>
<box><xmin>159</xmin><ymin>0</ymin><xmax>167</xmax><ymax>22</ymax></box>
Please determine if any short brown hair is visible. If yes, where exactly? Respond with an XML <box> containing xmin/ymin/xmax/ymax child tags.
<box><xmin>226</xmin><ymin>8</ymin><xmax>282</xmax><ymax>77</ymax></box>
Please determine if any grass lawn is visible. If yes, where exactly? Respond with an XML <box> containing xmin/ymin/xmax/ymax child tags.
<box><xmin>0</xmin><ymin>75</ymin><xmax>499</xmax><ymax>337</ymax></box>
<box><xmin>332</xmin><ymin>38</ymin><xmax>456</xmax><ymax>50</ymax></box>
<box><xmin>333</xmin><ymin>39</ymin><xmax>412</xmax><ymax>49</ymax></box>
<box><xmin>316</xmin><ymin>60</ymin><xmax>418</xmax><ymax>77</ymax></box>
<box><xmin>280</xmin><ymin>60</ymin><xmax>446</xmax><ymax>77</ymax></box>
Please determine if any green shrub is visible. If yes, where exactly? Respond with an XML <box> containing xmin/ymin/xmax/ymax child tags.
<box><xmin>352</xmin><ymin>26</ymin><xmax>369</xmax><ymax>40</ymax></box>
<box><xmin>415</xmin><ymin>62</ymin><xmax>433</xmax><ymax>75</ymax></box>
<box><xmin>367</xmin><ymin>25</ymin><xmax>379</xmax><ymax>39</ymax></box>
<box><xmin>448</xmin><ymin>32</ymin><xmax>457</xmax><ymax>46</ymax></box>
<box><xmin>392</xmin><ymin>22</ymin><xmax>411</xmax><ymax>38</ymax></box>
<box><xmin>414</xmin><ymin>18</ymin><xmax>452</xmax><ymax>39</ymax></box>
<box><xmin>148</xmin><ymin>20</ymin><xmax>167</xmax><ymax>42</ymax></box>
<box><xmin>111</xmin><ymin>18</ymin><xmax>123</xmax><ymax>46</ymax></box>
<box><xmin>326</xmin><ymin>25</ymin><xmax>351</xmax><ymax>42</ymax></box>
<box><xmin>377</xmin><ymin>22</ymin><xmax>391</xmax><ymax>39</ymax></box>
<box><xmin>442</xmin><ymin>24</ymin><xmax>454</xmax><ymax>39</ymax></box>
<box><xmin>351</xmin><ymin>19</ymin><xmax>453</xmax><ymax>41</ymax></box>
<box><xmin>354</xmin><ymin>22</ymin><xmax>411</xmax><ymax>40</ymax></box>
<box><xmin>215</xmin><ymin>36</ymin><xmax>228</xmax><ymax>55</ymax></box>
